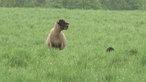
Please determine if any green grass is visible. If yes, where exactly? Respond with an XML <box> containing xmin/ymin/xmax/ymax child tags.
<box><xmin>0</xmin><ymin>8</ymin><xmax>146</xmax><ymax>82</ymax></box>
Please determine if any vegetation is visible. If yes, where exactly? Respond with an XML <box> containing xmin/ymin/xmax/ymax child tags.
<box><xmin>0</xmin><ymin>8</ymin><xmax>146</xmax><ymax>82</ymax></box>
<box><xmin>0</xmin><ymin>0</ymin><xmax>146</xmax><ymax>10</ymax></box>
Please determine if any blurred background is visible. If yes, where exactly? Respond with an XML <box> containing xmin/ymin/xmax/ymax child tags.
<box><xmin>0</xmin><ymin>0</ymin><xmax>146</xmax><ymax>10</ymax></box>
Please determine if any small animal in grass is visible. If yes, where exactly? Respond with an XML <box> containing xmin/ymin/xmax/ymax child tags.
<box><xmin>106</xmin><ymin>47</ymin><xmax>114</xmax><ymax>52</ymax></box>
<box><xmin>46</xmin><ymin>19</ymin><xmax>69</xmax><ymax>50</ymax></box>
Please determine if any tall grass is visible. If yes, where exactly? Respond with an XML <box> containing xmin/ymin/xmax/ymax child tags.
<box><xmin>0</xmin><ymin>8</ymin><xmax>146</xmax><ymax>82</ymax></box>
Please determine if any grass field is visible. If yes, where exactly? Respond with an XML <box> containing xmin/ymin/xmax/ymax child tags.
<box><xmin>0</xmin><ymin>8</ymin><xmax>146</xmax><ymax>82</ymax></box>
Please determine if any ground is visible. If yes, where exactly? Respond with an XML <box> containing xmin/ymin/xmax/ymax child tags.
<box><xmin>0</xmin><ymin>8</ymin><xmax>146</xmax><ymax>82</ymax></box>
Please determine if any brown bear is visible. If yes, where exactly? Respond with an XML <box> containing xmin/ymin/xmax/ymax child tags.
<box><xmin>46</xmin><ymin>19</ymin><xmax>69</xmax><ymax>50</ymax></box>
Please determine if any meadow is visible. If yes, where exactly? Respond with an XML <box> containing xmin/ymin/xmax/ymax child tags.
<box><xmin>0</xmin><ymin>8</ymin><xmax>146</xmax><ymax>82</ymax></box>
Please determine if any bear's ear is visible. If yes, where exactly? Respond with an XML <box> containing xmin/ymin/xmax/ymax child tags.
<box><xmin>58</xmin><ymin>19</ymin><xmax>65</xmax><ymax>23</ymax></box>
<box><xmin>57</xmin><ymin>19</ymin><xmax>66</xmax><ymax>26</ymax></box>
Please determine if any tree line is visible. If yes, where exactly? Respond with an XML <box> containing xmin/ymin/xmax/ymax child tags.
<box><xmin>0</xmin><ymin>0</ymin><xmax>146</xmax><ymax>10</ymax></box>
